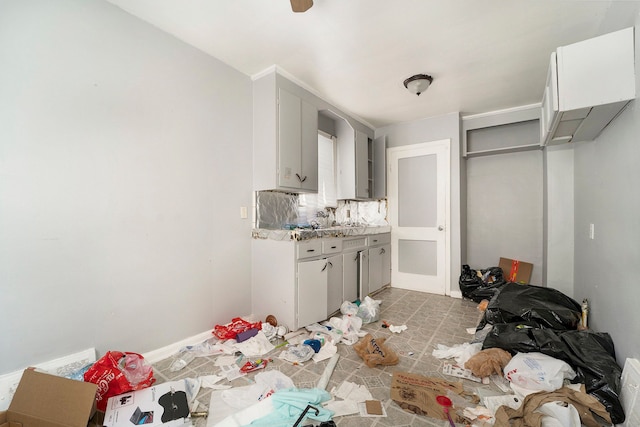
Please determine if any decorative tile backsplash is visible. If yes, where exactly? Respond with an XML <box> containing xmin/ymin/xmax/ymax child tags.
<box><xmin>255</xmin><ymin>191</ymin><xmax>388</xmax><ymax>230</ymax></box>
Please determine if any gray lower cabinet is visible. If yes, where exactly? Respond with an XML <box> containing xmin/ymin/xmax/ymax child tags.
<box><xmin>326</xmin><ymin>254</ymin><xmax>343</xmax><ymax>317</ymax></box>
<box><xmin>342</xmin><ymin>251</ymin><xmax>359</xmax><ymax>304</ymax></box>
<box><xmin>251</xmin><ymin>232</ymin><xmax>391</xmax><ymax>330</ymax></box>
<box><xmin>368</xmin><ymin>233</ymin><xmax>392</xmax><ymax>294</ymax></box>
<box><xmin>297</xmin><ymin>257</ymin><xmax>329</xmax><ymax>328</ymax></box>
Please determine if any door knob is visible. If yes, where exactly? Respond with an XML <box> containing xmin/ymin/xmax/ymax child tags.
<box><xmin>438</xmin><ymin>225</ymin><xmax>444</xmax><ymax>231</ymax></box>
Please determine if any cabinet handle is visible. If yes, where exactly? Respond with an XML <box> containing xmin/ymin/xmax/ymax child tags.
<box><xmin>380</xmin><ymin>248</ymin><xmax>385</xmax><ymax>255</ymax></box>
<box><xmin>321</xmin><ymin>262</ymin><xmax>328</xmax><ymax>272</ymax></box>
<box><xmin>354</xmin><ymin>254</ymin><xmax>359</xmax><ymax>262</ymax></box>
<box><xmin>295</xmin><ymin>173</ymin><xmax>307</xmax><ymax>183</ymax></box>
<box><xmin>330</xmin><ymin>246</ymin><xmax>337</xmax><ymax>249</ymax></box>
<box><xmin>372</xmin><ymin>239</ymin><xmax>378</xmax><ymax>243</ymax></box>
<box><xmin>328</xmin><ymin>261</ymin><xmax>333</xmax><ymax>268</ymax></box>
<box><xmin>307</xmin><ymin>249</ymin><xmax>315</xmax><ymax>253</ymax></box>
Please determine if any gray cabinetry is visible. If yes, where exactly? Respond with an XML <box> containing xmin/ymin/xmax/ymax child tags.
<box><xmin>253</xmin><ymin>72</ymin><xmax>318</xmax><ymax>192</ymax></box>
<box><xmin>368</xmin><ymin>233</ymin><xmax>391</xmax><ymax>294</ymax></box>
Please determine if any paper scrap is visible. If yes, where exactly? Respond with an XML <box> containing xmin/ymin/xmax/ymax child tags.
<box><xmin>389</xmin><ymin>324</ymin><xmax>407</xmax><ymax>333</ymax></box>
<box><xmin>358</xmin><ymin>401</ymin><xmax>387</xmax><ymax>417</ymax></box>
<box><xmin>323</xmin><ymin>399</ymin><xmax>360</xmax><ymax>417</ymax></box>
<box><xmin>313</xmin><ymin>341</ymin><xmax>338</xmax><ymax>363</ymax></box>
<box><xmin>442</xmin><ymin>362</ymin><xmax>482</xmax><ymax>383</ymax></box>
<box><xmin>219</xmin><ymin>363</ymin><xmax>245</xmax><ymax>381</ymax></box>
<box><xmin>332</xmin><ymin>381</ymin><xmax>373</xmax><ymax>402</ymax></box>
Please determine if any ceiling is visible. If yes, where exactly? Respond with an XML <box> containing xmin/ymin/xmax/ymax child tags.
<box><xmin>105</xmin><ymin>0</ymin><xmax>640</xmax><ymax>129</ymax></box>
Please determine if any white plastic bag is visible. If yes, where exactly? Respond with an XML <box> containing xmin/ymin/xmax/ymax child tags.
<box><xmin>537</xmin><ymin>401</ymin><xmax>581</xmax><ymax>427</ymax></box>
<box><xmin>504</xmin><ymin>352</ymin><xmax>576</xmax><ymax>394</ymax></box>
<box><xmin>356</xmin><ymin>296</ymin><xmax>381</xmax><ymax>324</ymax></box>
<box><xmin>340</xmin><ymin>301</ymin><xmax>359</xmax><ymax>315</ymax></box>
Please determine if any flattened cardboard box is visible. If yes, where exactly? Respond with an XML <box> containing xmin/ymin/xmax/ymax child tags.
<box><xmin>499</xmin><ymin>257</ymin><xmax>533</xmax><ymax>284</ymax></box>
<box><xmin>0</xmin><ymin>368</ymin><xmax>97</xmax><ymax>427</ymax></box>
<box><xmin>390</xmin><ymin>371</ymin><xmax>464</xmax><ymax>421</ymax></box>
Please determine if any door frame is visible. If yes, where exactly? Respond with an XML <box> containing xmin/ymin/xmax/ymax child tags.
<box><xmin>387</xmin><ymin>139</ymin><xmax>451</xmax><ymax>296</ymax></box>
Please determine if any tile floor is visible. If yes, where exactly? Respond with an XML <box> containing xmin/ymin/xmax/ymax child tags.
<box><xmin>151</xmin><ymin>287</ymin><xmax>497</xmax><ymax>426</ymax></box>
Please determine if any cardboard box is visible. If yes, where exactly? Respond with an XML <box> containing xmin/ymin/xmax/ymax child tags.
<box><xmin>0</xmin><ymin>368</ymin><xmax>97</xmax><ymax>427</ymax></box>
<box><xmin>103</xmin><ymin>381</ymin><xmax>188</xmax><ymax>427</ymax></box>
<box><xmin>389</xmin><ymin>371</ymin><xmax>464</xmax><ymax>421</ymax></box>
<box><xmin>499</xmin><ymin>257</ymin><xmax>533</xmax><ymax>284</ymax></box>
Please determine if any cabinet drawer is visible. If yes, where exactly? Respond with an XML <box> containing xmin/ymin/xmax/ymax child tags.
<box><xmin>322</xmin><ymin>239</ymin><xmax>343</xmax><ymax>255</ymax></box>
<box><xmin>342</xmin><ymin>237</ymin><xmax>367</xmax><ymax>251</ymax></box>
<box><xmin>368</xmin><ymin>233</ymin><xmax>391</xmax><ymax>246</ymax></box>
<box><xmin>297</xmin><ymin>240</ymin><xmax>322</xmax><ymax>259</ymax></box>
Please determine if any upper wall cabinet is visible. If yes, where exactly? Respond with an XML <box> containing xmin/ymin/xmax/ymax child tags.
<box><xmin>540</xmin><ymin>27</ymin><xmax>636</xmax><ymax>146</ymax></box>
<box><xmin>336</xmin><ymin>120</ymin><xmax>373</xmax><ymax>199</ymax></box>
<box><xmin>254</xmin><ymin>72</ymin><xmax>318</xmax><ymax>192</ymax></box>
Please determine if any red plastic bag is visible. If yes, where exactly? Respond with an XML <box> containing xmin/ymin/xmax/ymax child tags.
<box><xmin>84</xmin><ymin>351</ymin><xmax>155</xmax><ymax>411</ymax></box>
<box><xmin>213</xmin><ymin>317</ymin><xmax>262</xmax><ymax>340</ymax></box>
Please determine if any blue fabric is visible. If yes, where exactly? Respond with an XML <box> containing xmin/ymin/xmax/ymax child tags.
<box><xmin>245</xmin><ymin>387</ymin><xmax>334</xmax><ymax>427</ymax></box>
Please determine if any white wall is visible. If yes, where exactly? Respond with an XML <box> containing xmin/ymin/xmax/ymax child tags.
<box><xmin>375</xmin><ymin>112</ymin><xmax>462</xmax><ymax>293</ymax></box>
<box><xmin>572</xmin><ymin>22</ymin><xmax>640</xmax><ymax>365</ymax></box>
<box><xmin>466</xmin><ymin>150</ymin><xmax>544</xmax><ymax>285</ymax></box>
<box><xmin>0</xmin><ymin>0</ymin><xmax>253</xmax><ymax>374</ymax></box>
<box><xmin>544</xmin><ymin>145</ymin><xmax>574</xmax><ymax>296</ymax></box>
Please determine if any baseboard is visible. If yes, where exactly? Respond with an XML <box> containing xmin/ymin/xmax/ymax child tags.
<box><xmin>0</xmin><ymin>348</ymin><xmax>96</xmax><ymax>411</ymax></box>
<box><xmin>449</xmin><ymin>290</ymin><xmax>462</xmax><ymax>299</ymax></box>
<box><xmin>142</xmin><ymin>330</ymin><xmax>214</xmax><ymax>365</ymax></box>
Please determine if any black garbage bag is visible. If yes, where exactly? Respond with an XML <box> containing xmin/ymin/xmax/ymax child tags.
<box><xmin>482</xmin><ymin>326</ymin><xmax>625</xmax><ymax>424</ymax></box>
<box><xmin>481</xmin><ymin>282</ymin><xmax>581</xmax><ymax>330</ymax></box>
<box><xmin>459</xmin><ymin>264</ymin><xmax>506</xmax><ymax>303</ymax></box>
<box><xmin>481</xmin><ymin>321</ymin><xmax>543</xmax><ymax>354</ymax></box>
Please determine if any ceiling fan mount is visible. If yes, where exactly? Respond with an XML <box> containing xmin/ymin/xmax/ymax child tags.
<box><xmin>290</xmin><ymin>0</ymin><xmax>313</xmax><ymax>13</ymax></box>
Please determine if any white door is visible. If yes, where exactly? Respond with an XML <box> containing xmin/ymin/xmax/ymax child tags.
<box><xmin>388</xmin><ymin>140</ymin><xmax>450</xmax><ymax>295</ymax></box>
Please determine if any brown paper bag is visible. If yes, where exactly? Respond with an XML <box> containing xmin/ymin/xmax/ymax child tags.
<box><xmin>353</xmin><ymin>334</ymin><xmax>399</xmax><ymax>368</ymax></box>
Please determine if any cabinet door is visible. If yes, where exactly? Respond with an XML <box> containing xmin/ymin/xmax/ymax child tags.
<box><xmin>359</xmin><ymin>250</ymin><xmax>369</xmax><ymax>299</ymax></box>
<box><xmin>381</xmin><ymin>244</ymin><xmax>391</xmax><ymax>287</ymax></box>
<box><xmin>343</xmin><ymin>251</ymin><xmax>359</xmax><ymax>303</ymax></box>
<box><xmin>278</xmin><ymin>88</ymin><xmax>302</xmax><ymax>189</ymax></box>
<box><xmin>300</xmin><ymin>99</ymin><xmax>318</xmax><ymax>192</ymax></box>
<box><xmin>355</xmin><ymin>130</ymin><xmax>370</xmax><ymax>198</ymax></box>
<box><xmin>368</xmin><ymin>246</ymin><xmax>383</xmax><ymax>293</ymax></box>
<box><xmin>297</xmin><ymin>258</ymin><xmax>328</xmax><ymax>328</ymax></box>
<box><xmin>326</xmin><ymin>254</ymin><xmax>343</xmax><ymax>317</ymax></box>
<box><xmin>373</xmin><ymin>136</ymin><xmax>386</xmax><ymax>198</ymax></box>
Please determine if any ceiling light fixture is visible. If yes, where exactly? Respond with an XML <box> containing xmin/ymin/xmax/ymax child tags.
<box><xmin>403</xmin><ymin>74</ymin><xmax>433</xmax><ymax>96</ymax></box>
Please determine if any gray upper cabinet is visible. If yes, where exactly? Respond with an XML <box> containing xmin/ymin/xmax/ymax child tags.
<box><xmin>337</xmin><ymin>120</ymin><xmax>374</xmax><ymax>200</ymax></box>
<box><xmin>253</xmin><ymin>72</ymin><xmax>318</xmax><ymax>193</ymax></box>
<box><xmin>278</xmin><ymin>88</ymin><xmax>318</xmax><ymax>191</ymax></box>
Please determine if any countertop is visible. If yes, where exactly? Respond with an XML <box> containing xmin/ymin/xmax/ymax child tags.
<box><xmin>252</xmin><ymin>225</ymin><xmax>391</xmax><ymax>241</ymax></box>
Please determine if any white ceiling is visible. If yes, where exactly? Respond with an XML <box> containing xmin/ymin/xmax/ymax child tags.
<box><xmin>106</xmin><ymin>0</ymin><xmax>640</xmax><ymax>128</ymax></box>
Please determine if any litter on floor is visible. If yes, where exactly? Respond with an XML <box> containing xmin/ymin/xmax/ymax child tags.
<box><xmin>1</xmin><ymin>270</ymin><xmax>630</xmax><ymax>427</ymax></box>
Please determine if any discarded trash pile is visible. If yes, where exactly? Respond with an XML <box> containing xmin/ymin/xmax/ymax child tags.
<box><xmin>437</xmin><ymin>264</ymin><xmax>626</xmax><ymax>426</ymax></box>
<box><xmin>1</xmin><ymin>276</ymin><xmax>624</xmax><ymax>427</ymax></box>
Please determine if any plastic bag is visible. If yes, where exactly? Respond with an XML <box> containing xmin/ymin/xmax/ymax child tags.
<box><xmin>340</xmin><ymin>300</ymin><xmax>359</xmax><ymax>316</ymax></box>
<box><xmin>459</xmin><ymin>264</ymin><xmax>506</xmax><ymax>302</ymax></box>
<box><xmin>84</xmin><ymin>351</ymin><xmax>155</xmax><ymax>411</ymax></box>
<box><xmin>213</xmin><ymin>317</ymin><xmax>262</xmax><ymax>340</ymax></box>
<box><xmin>356</xmin><ymin>296</ymin><xmax>381</xmax><ymax>324</ymax></box>
<box><xmin>353</xmin><ymin>334</ymin><xmax>399</xmax><ymax>368</ymax></box>
<box><xmin>328</xmin><ymin>315</ymin><xmax>364</xmax><ymax>345</ymax></box>
<box><xmin>479</xmin><ymin>282</ymin><xmax>582</xmax><ymax>330</ymax></box>
<box><xmin>483</xmin><ymin>326</ymin><xmax>625</xmax><ymax>423</ymax></box>
<box><xmin>504</xmin><ymin>352</ymin><xmax>576</xmax><ymax>394</ymax></box>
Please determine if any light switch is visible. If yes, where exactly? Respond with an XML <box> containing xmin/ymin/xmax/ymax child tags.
<box><xmin>240</xmin><ymin>206</ymin><xmax>248</xmax><ymax>219</ymax></box>
<box><xmin>589</xmin><ymin>223</ymin><xmax>595</xmax><ymax>240</ymax></box>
